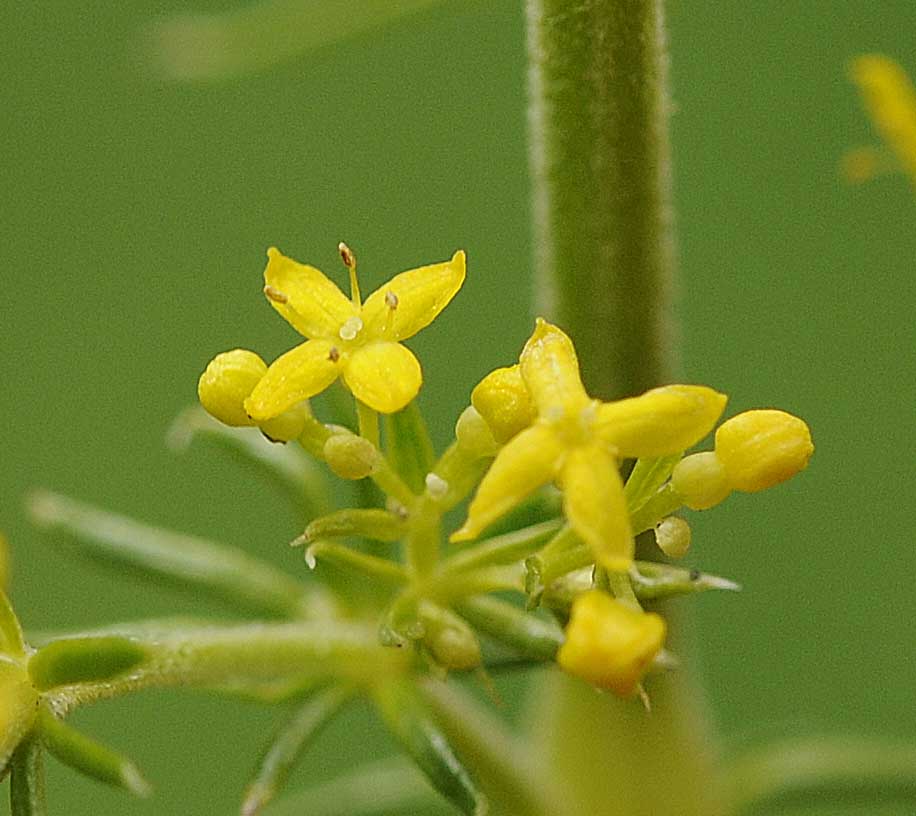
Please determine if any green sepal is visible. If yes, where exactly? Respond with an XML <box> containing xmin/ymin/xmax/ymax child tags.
<box><xmin>37</xmin><ymin>706</ymin><xmax>151</xmax><ymax>796</ymax></box>
<box><xmin>167</xmin><ymin>406</ymin><xmax>331</xmax><ymax>517</ymax></box>
<box><xmin>372</xmin><ymin>681</ymin><xmax>487</xmax><ymax>816</ymax></box>
<box><xmin>624</xmin><ymin>454</ymin><xmax>681</xmax><ymax>514</ymax></box>
<box><xmin>241</xmin><ymin>684</ymin><xmax>354</xmax><ymax>816</ymax></box>
<box><xmin>10</xmin><ymin>735</ymin><xmax>46</xmax><ymax>816</ymax></box>
<box><xmin>384</xmin><ymin>401</ymin><xmax>435</xmax><ymax>494</ymax></box>
<box><xmin>0</xmin><ymin>589</ymin><xmax>25</xmax><ymax>655</ymax></box>
<box><xmin>28</xmin><ymin>490</ymin><xmax>315</xmax><ymax>619</ymax></box>
<box><xmin>300</xmin><ymin>509</ymin><xmax>407</xmax><ymax>545</ymax></box>
<box><xmin>28</xmin><ymin>636</ymin><xmax>147</xmax><ymax>691</ymax></box>
<box><xmin>456</xmin><ymin>595</ymin><xmax>563</xmax><ymax>662</ymax></box>
<box><xmin>305</xmin><ymin>540</ymin><xmax>408</xmax><ymax>592</ymax></box>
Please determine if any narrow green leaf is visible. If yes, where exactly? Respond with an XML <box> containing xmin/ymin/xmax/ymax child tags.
<box><xmin>28</xmin><ymin>490</ymin><xmax>313</xmax><ymax>619</ymax></box>
<box><xmin>300</xmin><ymin>508</ymin><xmax>406</xmax><ymax>545</ymax></box>
<box><xmin>441</xmin><ymin>518</ymin><xmax>563</xmax><ymax>575</ymax></box>
<box><xmin>305</xmin><ymin>540</ymin><xmax>408</xmax><ymax>589</ymax></box>
<box><xmin>28</xmin><ymin>636</ymin><xmax>147</xmax><ymax>691</ymax></box>
<box><xmin>385</xmin><ymin>401</ymin><xmax>435</xmax><ymax>494</ymax></box>
<box><xmin>37</xmin><ymin>707</ymin><xmax>151</xmax><ymax>796</ymax></box>
<box><xmin>241</xmin><ymin>684</ymin><xmax>353</xmax><ymax>816</ymax></box>
<box><xmin>168</xmin><ymin>406</ymin><xmax>331</xmax><ymax>516</ymax></box>
<box><xmin>143</xmin><ymin>0</ymin><xmax>447</xmax><ymax>83</ymax></box>
<box><xmin>456</xmin><ymin>596</ymin><xmax>563</xmax><ymax>662</ymax></box>
<box><xmin>10</xmin><ymin>736</ymin><xmax>46</xmax><ymax>816</ymax></box>
<box><xmin>261</xmin><ymin>756</ymin><xmax>446</xmax><ymax>816</ymax></box>
<box><xmin>373</xmin><ymin>681</ymin><xmax>487</xmax><ymax>816</ymax></box>
<box><xmin>723</xmin><ymin>736</ymin><xmax>916</xmax><ymax>814</ymax></box>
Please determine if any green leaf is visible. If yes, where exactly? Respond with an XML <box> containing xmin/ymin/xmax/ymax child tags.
<box><xmin>28</xmin><ymin>490</ymin><xmax>315</xmax><ymax>619</ymax></box>
<box><xmin>373</xmin><ymin>681</ymin><xmax>487</xmax><ymax>816</ymax></box>
<box><xmin>37</xmin><ymin>707</ymin><xmax>151</xmax><ymax>796</ymax></box>
<box><xmin>722</xmin><ymin>736</ymin><xmax>916</xmax><ymax>813</ymax></box>
<box><xmin>261</xmin><ymin>757</ymin><xmax>447</xmax><ymax>816</ymax></box>
<box><xmin>29</xmin><ymin>636</ymin><xmax>147</xmax><ymax>691</ymax></box>
<box><xmin>168</xmin><ymin>406</ymin><xmax>331</xmax><ymax>517</ymax></box>
<box><xmin>10</xmin><ymin>736</ymin><xmax>46</xmax><ymax>816</ymax></box>
<box><xmin>385</xmin><ymin>401</ymin><xmax>436</xmax><ymax>494</ymax></box>
<box><xmin>241</xmin><ymin>684</ymin><xmax>353</xmax><ymax>816</ymax></box>
<box><xmin>142</xmin><ymin>0</ymin><xmax>448</xmax><ymax>83</ymax></box>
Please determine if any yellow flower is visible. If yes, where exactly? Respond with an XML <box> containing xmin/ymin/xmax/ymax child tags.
<box><xmin>848</xmin><ymin>54</ymin><xmax>916</xmax><ymax>184</ymax></box>
<box><xmin>244</xmin><ymin>246</ymin><xmax>466</xmax><ymax>418</ymax></box>
<box><xmin>452</xmin><ymin>319</ymin><xmax>726</xmax><ymax>571</ymax></box>
<box><xmin>557</xmin><ymin>590</ymin><xmax>666</xmax><ymax>696</ymax></box>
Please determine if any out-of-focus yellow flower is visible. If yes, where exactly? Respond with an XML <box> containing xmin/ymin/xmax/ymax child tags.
<box><xmin>245</xmin><ymin>246</ymin><xmax>465</xmax><ymax>417</ymax></box>
<box><xmin>672</xmin><ymin>409</ymin><xmax>813</xmax><ymax>508</ymax></box>
<box><xmin>197</xmin><ymin>348</ymin><xmax>309</xmax><ymax>442</ymax></box>
<box><xmin>848</xmin><ymin>54</ymin><xmax>916</xmax><ymax>184</ymax></box>
<box><xmin>557</xmin><ymin>590</ymin><xmax>666</xmax><ymax>696</ymax></box>
<box><xmin>452</xmin><ymin>319</ymin><xmax>726</xmax><ymax>571</ymax></box>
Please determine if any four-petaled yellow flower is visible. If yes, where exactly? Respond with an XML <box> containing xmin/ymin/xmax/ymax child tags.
<box><xmin>451</xmin><ymin>319</ymin><xmax>726</xmax><ymax>571</ymax></box>
<box><xmin>245</xmin><ymin>246</ymin><xmax>466</xmax><ymax>419</ymax></box>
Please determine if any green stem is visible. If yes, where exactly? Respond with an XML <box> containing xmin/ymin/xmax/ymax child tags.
<box><xmin>356</xmin><ymin>400</ymin><xmax>380</xmax><ymax>449</ymax></box>
<box><xmin>10</xmin><ymin>736</ymin><xmax>46</xmax><ymax>816</ymax></box>
<box><xmin>527</xmin><ymin>0</ymin><xmax>678</xmax><ymax>400</ymax></box>
<box><xmin>526</xmin><ymin>2</ymin><xmax>723</xmax><ymax>815</ymax></box>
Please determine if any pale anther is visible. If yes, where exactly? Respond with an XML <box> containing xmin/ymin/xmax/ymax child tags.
<box><xmin>328</xmin><ymin>347</ymin><xmax>340</xmax><ymax>363</ymax></box>
<box><xmin>385</xmin><ymin>291</ymin><xmax>399</xmax><ymax>310</ymax></box>
<box><xmin>425</xmin><ymin>472</ymin><xmax>449</xmax><ymax>499</ymax></box>
<box><xmin>338</xmin><ymin>242</ymin><xmax>356</xmax><ymax>268</ymax></box>
<box><xmin>263</xmin><ymin>285</ymin><xmax>288</xmax><ymax>304</ymax></box>
<box><xmin>339</xmin><ymin>315</ymin><xmax>363</xmax><ymax>341</ymax></box>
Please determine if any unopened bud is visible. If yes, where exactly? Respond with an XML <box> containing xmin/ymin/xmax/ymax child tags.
<box><xmin>419</xmin><ymin>603</ymin><xmax>481</xmax><ymax>671</ymax></box>
<box><xmin>671</xmin><ymin>451</ymin><xmax>731</xmax><ymax>510</ymax></box>
<box><xmin>470</xmin><ymin>365</ymin><xmax>535</xmax><ymax>444</ymax></box>
<box><xmin>197</xmin><ymin>349</ymin><xmax>266</xmax><ymax>427</ymax></box>
<box><xmin>557</xmin><ymin>590</ymin><xmax>666</xmax><ymax>697</ymax></box>
<box><xmin>323</xmin><ymin>432</ymin><xmax>380</xmax><ymax>480</ymax></box>
<box><xmin>454</xmin><ymin>406</ymin><xmax>498</xmax><ymax>458</ymax></box>
<box><xmin>259</xmin><ymin>403</ymin><xmax>309</xmax><ymax>443</ymax></box>
<box><xmin>654</xmin><ymin>516</ymin><xmax>691</xmax><ymax>559</ymax></box>
<box><xmin>715</xmin><ymin>409</ymin><xmax>814</xmax><ymax>493</ymax></box>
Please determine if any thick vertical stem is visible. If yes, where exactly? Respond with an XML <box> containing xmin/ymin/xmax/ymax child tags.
<box><xmin>526</xmin><ymin>2</ymin><xmax>722</xmax><ymax>814</ymax></box>
<box><xmin>527</xmin><ymin>0</ymin><xmax>678</xmax><ymax>400</ymax></box>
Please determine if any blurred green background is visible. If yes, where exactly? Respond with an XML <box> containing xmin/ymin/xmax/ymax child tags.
<box><xmin>2</xmin><ymin>1</ymin><xmax>915</xmax><ymax>813</ymax></box>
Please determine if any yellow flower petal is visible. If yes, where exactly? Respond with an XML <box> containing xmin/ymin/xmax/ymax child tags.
<box><xmin>245</xmin><ymin>339</ymin><xmax>340</xmax><ymax>421</ymax></box>
<box><xmin>557</xmin><ymin>590</ymin><xmax>666</xmax><ymax>696</ymax></box>
<box><xmin>519</xmin><ymin>319</ymin><xmax>590</xmax><ymax>418</ymax></box>
<box><xmin>594</xmin><ymin>385</ymin><xmax>727</xmax><ymax>458</ymax></box>
<box><xmin>361</xmin><ymin>250</ymin><xmax>466</xmax><ymax>341</ymax></box>
<box><xmin>451</xmin><ymin>423</ymin><xmax>563</xmax><ymax>542</ymax></box>
<box><xmin>470</xmin><ymin>364</ymin><xmax>535</xmax><ymax>443</ymax></box>
<box><xmin>342</xmin><ymin>341</ymin><xmax>422</xmax><ymax>414</ymax></box>
<box><xmin>263</xmin><ymin>247</ymin><xmax>356</xmax><ymax>339</ymax></box>
<box><xmin>560</xmin><ymin>443</ymin><xmax>633</xmax><ymax>571</ymax></box>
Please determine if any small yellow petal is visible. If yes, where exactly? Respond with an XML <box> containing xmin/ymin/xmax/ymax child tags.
<box><xmin>519</xmin><ymin>319</ymin><xmax>590</xmax><ymax>418</ymax></box>
<box><xmin>470</xmin><ymin>364</ymin><xmax>535</xmax><ymax>443</ymax></box>
<box><xmin>361</xmin><ymin>250</ymin><xmax>466</xmax><ymax>341</ymax></box>
<box><xmin>595</xmin><ymin>385</ymin><xmax>727</xmax><ymax>458</ymax></box>
<box><xmin>714</xmin><ymin>409</ymin><xmax>813</xmax><ymax>493</ymax></box>
<box><xmin>451</xmin><ymin>423</ymin><xmax>563</xmax><ymax>542</ymax></box>
<box><xmin>557</xmin><ymin>590</ymin><xmax>666</xmax><ymax>697</ymax></box>
<box><xmin>561</xmin><ymin>444</ymin><xmax>633</xmax><ymax>571</ymax></box>
<box><xmin>197</xmin><ymin>348</ymin><xmax>267</xmax><ymax>427</ymax></box>
<box><xmin>245</xmin><ymin>340</ymin><xmax>340</xmax><ymax>421</ymax></box>
<box><xmin>263</xmin><ymin>247</ymin><xmax>356</xmax><ymax>339</ymax></box>
<box><xmin>342</xmin><ymin>341</ymin><xmax>422</xmax><ymax>414</ymax></box>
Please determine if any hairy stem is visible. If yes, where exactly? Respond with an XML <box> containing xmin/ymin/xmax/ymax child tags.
<box><xmin>526</xmin><ymin>2</ymin><xmax>722</xmax><ymax>814</ymax></box>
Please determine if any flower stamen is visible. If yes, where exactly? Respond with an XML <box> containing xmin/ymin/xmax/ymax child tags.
<box><xmin>338</xmin><ymin>241</ymin><xmax>360</xmax><ymax>307</ymax></box>
<box><xmin>263</xmin><ymin>285</ymin><xmax>288</xmax><ymax>304</ymax></box>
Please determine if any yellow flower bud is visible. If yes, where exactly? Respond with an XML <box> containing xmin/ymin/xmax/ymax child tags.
<box><xmin>454</xmin><ymin>406</ymin><xmax>498</xmax><ymax>458</ymax></box>
<box><xmin>670</xmin><ymin>451</ymin><xmax>731</xmax><ymax>510</ymax></box>
<box><xmin>654</xmin><ymin>516</ymin><xmax>691</xmax><ymax>559</ymax></box>
<box><xmin>258</xmin><ymin>404</ymin><xmax>309</xmax><ymax>443</ymax></box>
<box><xmin>323</xmin><ymin>432</ymin><xmax>380</xmax><ymax>480</ymax></box>
<box><xmin>198</xmin><ymin>349</ymin><xmax>267</xmax><ymax>427</ymax></box>
<box><xmin>470</xmin><ymin>365</ymin><xmax>535</xmax><ymax>444</ymax></box>
<box><xmin>557</xmin><ymin>590</ymin><xmax>666</xmax><ymax>697</ymax></box>
<box><xmin>715</xmin><ymin>409</ymin><xmax>814</xmax><ymax>493</ymax></box>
